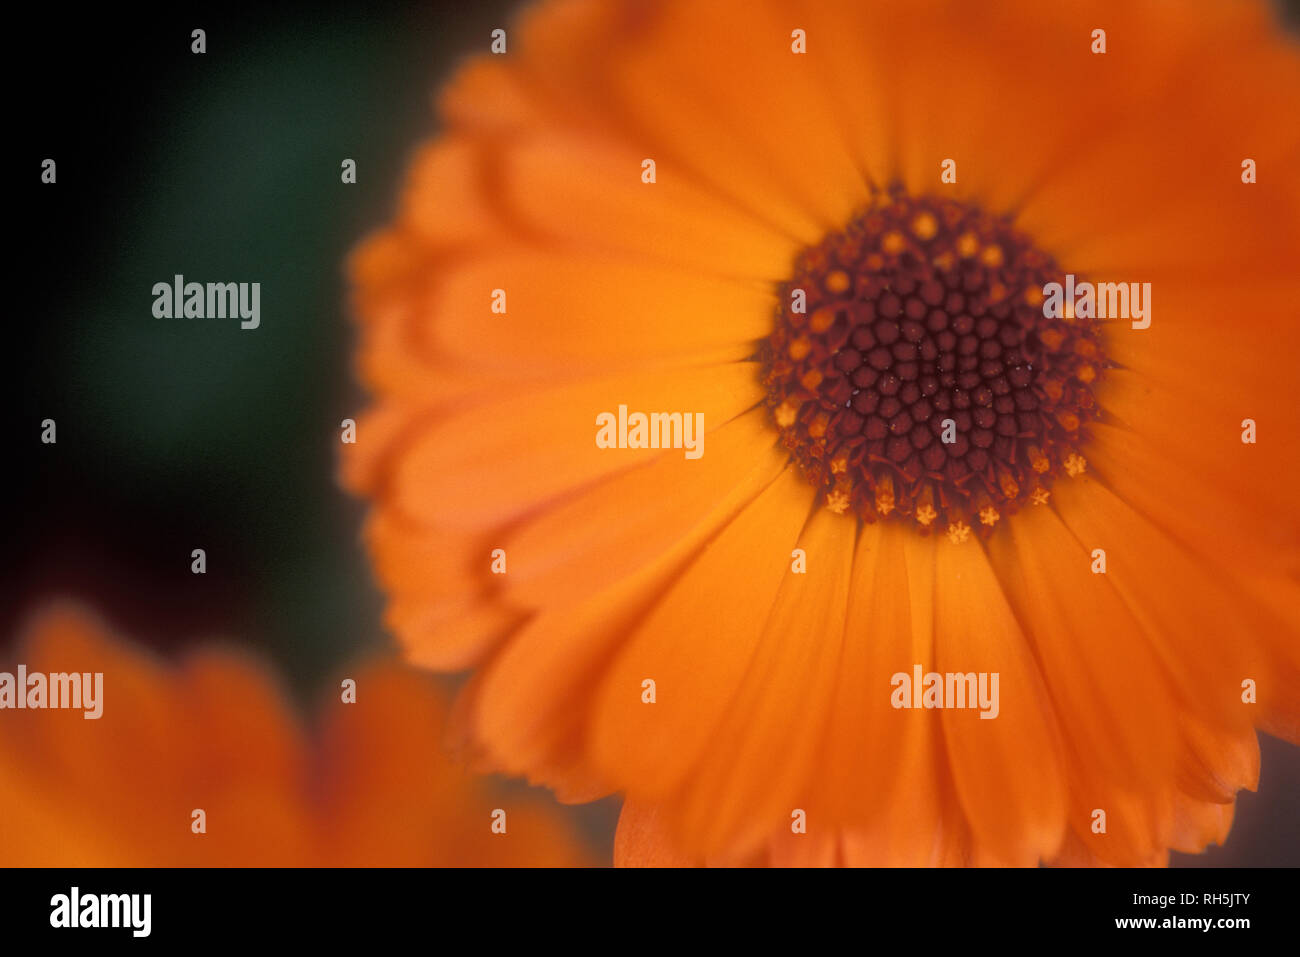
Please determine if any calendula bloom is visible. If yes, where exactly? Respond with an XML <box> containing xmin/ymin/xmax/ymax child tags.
<box><xmin>344</xmin><ymin>0</ymin><xmax>1300</xmax><ymax>866</ymax></box>
<box><xmin>0</xmin><ymin>605</ymin><xmax>591</xmax><ymax>866</ymax></box>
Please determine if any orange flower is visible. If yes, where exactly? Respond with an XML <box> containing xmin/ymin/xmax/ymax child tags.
<box><xmin>0</xmin><ymin>605</ymin><xmax>592</xmax><ymax>866</ymax></box>
<box><xmin>344</xmin><ymin>0</ymin><xmax>1300</xmax><ymax>865</ymax></box>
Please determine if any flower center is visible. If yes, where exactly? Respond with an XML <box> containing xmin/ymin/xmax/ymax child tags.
<box><xmin>760</xmin><ymin>190</ymin><xmax>1104</xmax><ymax>541</ymax></box>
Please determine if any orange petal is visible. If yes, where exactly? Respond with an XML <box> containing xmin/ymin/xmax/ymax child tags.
<box><xmin>394</xmin><ymin>361</ymin><xmax>763</xmax><ymax>529</ymax></box>
<box><xmin>503</xmin><ymin>406</ymin><xmax>785</xmax><ymax>607</ymax></box>
<box><xmin>429</xmin><ymin>251</ymin><xmax>772</xmax><ymax>373</ymax></box>
<box><xmin>502</xmin><ymin>132</ymin><xmax>799</xmax><ymax>280</ymax></box>
<box><xmin>614</xmin><ymin>800</ymin><xmax>698</xmax><ymax>868</ymax></box>
<box><xmin>931</xmin><ymin>537</ymin><xmax>1068</xmax><ymax>865</ymax></box>
<box><xmin>589</xmin><ymin>466</ymin><xmax>814</xmax><ymax>801</ymax></box>
<box><xmin>670</xmin><ymin>507</ymin><xmax>856</xmax><ymax>857</ymax></box>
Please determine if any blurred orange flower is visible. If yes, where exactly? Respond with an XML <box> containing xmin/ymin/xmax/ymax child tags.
<box><xmin>344</xmin><ymin>0</ymin><xmax>1300</xmax><ymax>865</ymax></box>
<box><xmin>0</xmin><ymin>605</ymin><xmax>592</xmax><ymax>867</ymax></box>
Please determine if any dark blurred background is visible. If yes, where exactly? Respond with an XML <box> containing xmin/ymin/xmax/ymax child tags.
<box><xmin>8</xmin><ymin>0</ymin><xmax>525</xmax><ymax>690</ymax></box>
<box><xmin>6</xmin><ymin>0</ymin><xmax>1297</xmax><ymax>867</ymax></box>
